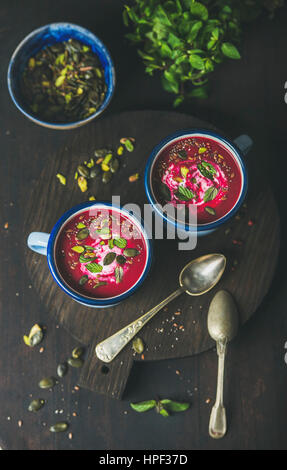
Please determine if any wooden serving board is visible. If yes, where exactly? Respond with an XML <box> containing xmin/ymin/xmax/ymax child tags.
<box><xmin>23</xmin><ymin>110</ymin><xmax>280</xmax><ymax>399</ymax></box>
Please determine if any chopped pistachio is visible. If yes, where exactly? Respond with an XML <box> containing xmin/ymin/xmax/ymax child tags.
<box><xmin>129</xmin><ymin>173</ymin><xmax>139</xmax><ymax>183</ymax></box>
<box><xmin>78</xmin><ymin>176</ymin><xmax>88</xmax><ymax>192</ymax></box>
<box><xmin>117</xmin><ymin>145</ymin><xmax>124</xmax><ymax>156</ymax></box>
<box><xmin>56</xmin><ymin>174</ymin><xmax>66</xmax><ymax>185</ymax></box>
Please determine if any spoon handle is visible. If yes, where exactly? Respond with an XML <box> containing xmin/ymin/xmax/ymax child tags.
<box><xmin>209</xmin><ymin>340</ymin><xmax>227</xmax><ymax>439</ymax></box>
<box><xmin>95</xmin><ymin>288</ymin><xmax>183</xmax><ymax>363</ymax></box>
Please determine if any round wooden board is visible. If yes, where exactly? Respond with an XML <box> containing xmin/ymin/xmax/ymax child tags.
<box><xmin>24</xmin><ymin>110</ymin><xmax>280</xmax><ymax>398</ymax></box>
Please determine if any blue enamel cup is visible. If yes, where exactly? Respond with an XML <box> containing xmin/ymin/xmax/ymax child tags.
<box><xmin>27</xmin><ymin>201</ymin><xmax>152</xmax><ymax>308</ymax></box>
<box><xmin>7</xmin><ymin>23</ymin><xmax>115</xmax><ymax>129</ymax></box>
<box><xmin>144</xmin><ymin>131</ymin><xmax>252</xmax><ymax>237</ymax></box>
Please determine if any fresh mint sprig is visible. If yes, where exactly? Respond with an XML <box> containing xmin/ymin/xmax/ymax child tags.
<box><xmin>123</xmin><ymin>0</ymin><xmax>283</xmax><ymax>105</ymax></box>
<box><xmin>130</xmin><ymin>398</ymin><xmax>190</xmax><ymax>417</ymax></box>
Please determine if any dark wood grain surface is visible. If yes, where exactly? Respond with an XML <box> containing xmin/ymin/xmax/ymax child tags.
<box><xmin>1</xmin><ymin>0</ymin><xmax>287</xmax><ymax>450</ymax></box>
<box><xmin>23</xmin><ymin>110</ymin><xmax>279</xmax><ymax>399</ymax></box>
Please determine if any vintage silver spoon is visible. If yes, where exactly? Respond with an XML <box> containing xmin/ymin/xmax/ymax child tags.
<box><xmin>95</xmin><ymin>253</ymin><xmax>226</xmax><ymax>363</ymax></box>
<box><xmin>207</xmin><ymin>290</ymin><xmax>239</xmax><ymax>439</ymax></box>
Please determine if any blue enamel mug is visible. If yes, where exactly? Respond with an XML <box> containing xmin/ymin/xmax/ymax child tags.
<box><xmin>144</xmin><ymin>131</ymin><xmax>252</xmax><ymax>237</ymax></box>
<box><xmin>27</xmin><ymin>201</ymin><xmax>152</xmax><ymax>308</ymax></box>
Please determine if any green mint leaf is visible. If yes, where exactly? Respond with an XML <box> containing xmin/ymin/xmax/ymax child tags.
<box><xmin>160</xmin><ymin>399</ymin><xmax>190</xmax><ymax>413</ymax></box>
<box><xmin>189</xmin><ymin>54</ymin><xmax>205</xmax><ymax>70</ymax></box>
<box><xmin>79</xmin><ymin>254</ymin><xmax>97</xmax><ymax>263</ymax></box>
<box><xmin>189</xmin><ymin>86</ymin><xmax>208</xmax><ymax>99</ymax></box>
<box><xmin>159</xmin><ymin>408</ymin><xmax>170</xmax><ymax>417</ymax></box>
<box><xmin>85</xmin><ymin>262</ymin><xmax>103</xmax><ymax>273</ymax></box>
<box><xmin>130</xmin><ymin>400</ymin><xmax>157</xmax><ymax>412</ymax></box>
<box><xmin>159</xmin><ymin>182</ymin><xmax>172</xmax><ymax>201</ymax></box>
<box><xmin>173</xmin><ymin>95</ymin><xmax>184</xmax><ymax>108</ymax></box>
<box><xmin>221</xmin><ymin>42</ymin><xmax>241</xmax><ymax>59</ymax></box>
<box><xmin>190</xmin><ymin>2</ymin><xmax>209</xmax><ymax>21</ymax></box>
<box><xmin>175</xmin><ymin>185</ymin><xmax>195</xmax><ymax>201</ymax></box>
<box><xmin>203</xmin><ymin>186</ymin><xmax>219</xmax><ymax>203</ymax></box>
<box><xmin>113</xmin><ymin>237</ymin><xmax>127</xmax><ymax>249</ymax></box>
<box><xmin>162</xmin><ymin>73</ymin><xmax>179</xmax><ymax>94</ymax></box>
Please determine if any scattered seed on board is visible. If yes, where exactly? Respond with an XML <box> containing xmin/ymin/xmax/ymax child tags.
<box><xmin>38</xmin><ymin>377</ymin><xmax>56</xmax><ymax>389</ymax></box>
<box><xmin>49</xmin><ymin>422</ymin><xmax>69</xmax><ymax>433</ymax></box>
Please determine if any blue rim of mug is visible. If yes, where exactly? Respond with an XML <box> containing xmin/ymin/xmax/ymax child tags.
<box><xmin>47</xmin><ymin>201</ymin><xmax>152</xmax><ymax>307</ymax></box>
<box><xmin>7</xmin><ymin>22</ymin><xmax>115</xmax><ymax>130</ymax></box>
<box><xmin>144</xmin><ymin>129</ymin><xmax>248</xmax><ymax>233</ymax></box>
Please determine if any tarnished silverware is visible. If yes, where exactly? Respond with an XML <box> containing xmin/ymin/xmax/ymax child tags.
<box><xmin>207</xmin><ymin>290</ymin><xmax>239</xmax><ymax>439</ymax></box>
<box><xmin>96</xmin><ymin>254</ymin><xmax>226</xmax><ymax>363</ymax></box>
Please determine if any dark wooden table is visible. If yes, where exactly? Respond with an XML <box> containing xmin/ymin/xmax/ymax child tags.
<box><xmin>1</xmin><ymin>0</ymin><xmax>287</xmax><ymax>450</ymax></box>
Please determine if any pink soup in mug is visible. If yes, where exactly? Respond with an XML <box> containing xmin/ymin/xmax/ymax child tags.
<box><xmin>152</xmin><ymin>135</ymin><xmax>243</xmax><ymax>225</ymax></box>
<box><xmin>54</xmin><ymin>207</ymin><xmax>148</xmax><ymax>299</ymax></box>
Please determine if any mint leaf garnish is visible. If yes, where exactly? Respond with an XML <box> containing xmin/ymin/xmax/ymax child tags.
<box><xmin>85</xmin><ymin>262</ymin><xmax>103</xmax><ymax>273</ymax></box>
<box><xmin>198</xmin><ymin>161</ymin><xmax>216</xmax><ymax>180</ymax></box>
<box><xmin>203</xmin><ymin>186</ymin><xmax>218</xmax><ymax>203</ymax></box>
<box><xmin>175</xmin><ymin>185</ymin><xmax>195</xmax><ymax>201</ymax></box>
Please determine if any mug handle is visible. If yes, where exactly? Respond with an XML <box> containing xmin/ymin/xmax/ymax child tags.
<box><xmin>233</xmin><ymin>134</ymin><xmax>253</xmax><ymax>155</ymax></box>
<box><xmin>27</xmin><ymin>232</ymin><xmax>50</xmax><ymax>256</ymax></box>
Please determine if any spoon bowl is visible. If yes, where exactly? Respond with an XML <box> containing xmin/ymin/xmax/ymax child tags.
<box><xmin>96</xmin><ymin>253</ymin><xmax>226</xmax><ymax>363</ymax></box>
<box><xmin>180</xmin><ymin>254</ymin><xmax>226</xmax><ymax>296</ymax></box>
<box><xmin>208</xmin><ymin>290</ymin><xmax>239</xmax><ymax>343</ymax></box>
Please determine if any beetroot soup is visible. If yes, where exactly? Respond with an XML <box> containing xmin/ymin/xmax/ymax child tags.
<box><xmin>55</xmin><ymin>208</ymin><xmax>148</xmax><ymax>298</ymax></box>
<box><xmin>152</xmin><ymin>136</ymin><xmax>243</xmax><ymax>224</ymax></box>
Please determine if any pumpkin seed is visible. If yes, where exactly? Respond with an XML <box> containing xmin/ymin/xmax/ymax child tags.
<box><xmin>89</xmin><ymin>167</ymin><xmax>100</xmax><ymax>178</ymax></box>
<box><xmin>76</xmin><ymin>228</ymin><xmax>89</xmax><ymax>240</ymax></box>
<box><xmin>38</xmin><ymin>377</ymin><xmax>56</xmax><ymax>389</ymax></box>
<box><xmin>23</xmin><ymin>324</ymin><xmax>44</xmax><ymax>347</ymax></box>
<box><xmin>116</xmin><ymin>255</ymin><xmax>126</xmax><ymax>265</ymax></box>
<box><xmin>77</xmin><ymin>165</ymin><xmax>89</xmax><ymax>178</ymax></box>
<box><xmin>28</xmin><ymin>399</ymin><xmax>45</xmax><ymax>413</ymax></box>
<box><xmin>93</xmin><ymin>281</ymin><xmax>107</xmax><ymax>288</ymax></box>
<box><xmin>115</xmin><ymin>266</ymin><xmax>124</xmax><ymax>284</ymax></box>
<box><xmin>205</xmin><ymin>206</ymin><xmax>216</xmax><ymax>216</ymax></box>
<box><xmin>72</xmin><ymin>347</ymin><xmax>84</xmax><ymax>359</ymax></box>
<box><xmin>103</xmin><ymin>252</ymin><xmax>116</xmax><ymax>266</ymax></box>
<box><xmin>132</xmin><ymin>337</ymin><xmax>145</xmax><ymax>354</ymax></box>
<box><xmin>123</xmin><ymin>248</ymin><xmax>140</xmax><ymax>258</ymax></box>
<box><xmin>30</xmin><ymin>330</ymin><xmax>44</xmax><ymax>347</ymax></box>
<box><xmin>67</xmin><ymin>357</ymin><xmax>83</xmax><ymax>368</ymax></box>
<box><xmin>110</xmin><ymin>158</ymin><xmax>119</xmax><ymax>173</ymax></box>
<box><xmin>57</xmin><ymin>363</ymin><xmax>68</xmax><ymax>378</ymax></box>
<box><xmin>178</xmin><ymin>149</ymin><xmax>187</xmax><ymax>159</ymax></box>
<box><xmin>49</xmin><ymin>422</ymin><xmax>69</xmax><ymax>433</ymax></box>
<box><xmin>159</xmin><ymin>182</ymin><xmax>171</xmax><ymax>202</ymax></box>
<box><xmin>102</xmin><ymin>171</ymin><xmax>112</xmax><ymax>184</ymax></box>
<box><xmin>79</xmin><ymin>275</ymin><xmax>89</xmax><ymax>286</ymax></box>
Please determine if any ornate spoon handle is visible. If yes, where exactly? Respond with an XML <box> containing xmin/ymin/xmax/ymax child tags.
<box><xmin>209</xmin><ymin>339</ymin><xmax>227</xmax><ymax>439</ymax></box>
<box><xmin>95</xmin><ymin>288</ymin><xmax>183</xmax><ymax>363</ymax></box>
